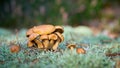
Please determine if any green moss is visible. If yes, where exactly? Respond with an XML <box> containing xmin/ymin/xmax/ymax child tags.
<box><xmin>0</xmin><ymin>29</ymin><xmax>119</xmax><ymax>68</ymax></box>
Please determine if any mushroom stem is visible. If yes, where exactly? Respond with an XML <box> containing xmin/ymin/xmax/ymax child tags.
<box><xmin>42</xmin><ymin>40</ymin><xmax>49</xmax><ymax>49</ymax></box>
<box><xmin>55</xmin><ymin>32</ymin><xmax>64</xmax><ymax>42</ymax></box>
<box><xmin>70</xmin><ymin>47</ymin><xmax>74</xmax><ymax>50</ymax></box>
<box><xmin>52</xmin><ymin>40</ymin><xmax>60</xmax><ymax>50</ymax></box>
<box><xmin>34</xmin><ymin>39</ymin><xmax>43</xmax><ymax>49</ymax></box>
<box><xmin>48</xmin><ymin>40</ymin><xmax>55</xmax><ymax>49</ymax></box>
<box><xmin>27</xmin><ymin>41</ymin><xmax>34</xmax><ymax>47</ymax></box>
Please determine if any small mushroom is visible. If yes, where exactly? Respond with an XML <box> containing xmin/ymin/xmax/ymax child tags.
<box><xmin>54</xmin><ymin>32</ymin><xmax>64</xmax><ymax>42</ymax></box>
<box><xmin>33</xmin><ymin>25</ymin><xmax>55</xmax><ymax>35</ymax></box>
<box><xmin>52</xmin><ymin>40</ymin><xmax>60</xmax><ymax>51</ymax></box>
<box><xmin>49</xmin><ymin>40</ymin><xmax>55</xmax><ymax>49</ymax></box>
<box><xmin>76</xmin><ymin>48</ymin><xmax>86</xmax><ymax>54</ymax></box>
<box><xmin>48</xmin><ymin>33</ymin><xmax>58</xmax><ymax>40</ymax></box>
<box><xmin>27</xmin><ymin>41</ymin><xmax>34</xmax><ymax>47</ymax></box>
<box><xmin>28</xmin><ymin>33</ymin><xmax>39</xmax><ymax>41</ymax></box>
<box><xmin>43</xmin><ymin>40</ymin><xmax>49</xmax><ymax>50</ymax></box>
<box><xmin>67</xmin><ymin>44</ymin><xmax>76</xmax><ymax>50</ymax></box>
<box><xmin>26</xmin><ymin>28</ymin><xmax>33</xmax><ymax>37</ymax></box>
<box><xmin>10</xmin><ymin>45</ymin><xmax>20</xmax><ymax>53</ymax></box>
<box><xmin>34</xmin><ymin>39</ymin><xmax>43</xmax><ymax>49</ymax></box>
<box><xmin>52</xmin><ymin>32</ymin><xmax>64</xmax><ymax>50</ymax></box>
<box><xmin>55</xmin><ymin>26</ymin><xmax>64</xmax><ymax>33</ymax></box>
<box><xmin>40</xmin><ymin>35</ymin><xmax>49</xmax><ymax>49</ymax></box>
<box><xmin>48</xmin><ymin>34</ymin><xmax>58</xmax><ymax>49</ymax></box>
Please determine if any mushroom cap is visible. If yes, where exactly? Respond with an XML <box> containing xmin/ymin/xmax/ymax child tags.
<box><xmin>10</xmin><ymin>45</ymin><xmax>20</xmax><ymax>53</ymax></box>
<box><xmin>33</xmin><ymin>25</ymin><xmax>55</xmax><ymax>35</ymax></box>
<box><xmin>49</xmin><ymin>40</ymin><xmax>55</xmax><ymax>45</ymax></box>
<box><xmin>67</xmin><ymin>44</ymin><xmax>76</xmax><ymax>48</ymax></box>
<box><xmin>55</xmin><ymin>26</ymin><xmax>64</xmax><ymax>33</ymax></box>
<box><xmin>76</xmin><ymin>48</ymin><xmax>86</xmax><ymax>54</ymax></box>
<box><xmin>48</xmin><ymin>34</ymin><xmax>58</xmax><ymax>40</ymax></box>
<box><xmin>40</xmin><ymin>34</ymin><xmax>48</xmax><ymax>40</ymax></box>
<box><xmin>28</xmin><ymin>33</ymin><xmax>39</xmax><ymax>41</ymax></box>
<box><xmin>55</xmin><ymin>32</ymin><xmax>64</xmax><ymax>42</ymax></box>
<box><xmin>26</xmin><ymin>28</ymin><xmax>33</xmax><ymax>37</ymax></box>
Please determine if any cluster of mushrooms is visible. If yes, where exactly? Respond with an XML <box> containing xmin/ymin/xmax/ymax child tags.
<box><xmin>67</xmin><ymin>44</ymin><xmax>86</xmax><ymax>54</ymax></box>
<box><xmin>26</xmin><ymin>25</ymin><xmax>64</xmax><ymax>51</ymax></box>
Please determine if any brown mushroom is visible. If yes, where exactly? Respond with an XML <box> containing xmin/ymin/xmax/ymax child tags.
<box><xmin>33</xmin><ymin>25</ymin><xmax>55</xmax><ymax>35</ymax></box>
<box><xmin>52</xmin><ymin>32</ymin><xmax>64</xmax><ymax>50</ymax></box>
<box><xmin>34</xmin><ymin>39</ymin><xmax>44</xmax><ymax>49</ymax></box>
<box><xmin>48</xmin><ymin>33</ymin><xmax>58</xmax><ymax>40</ymax></box>
<box><xmin>28</xmin><ymin>33</ymin><xmax>39</xmax><ymax>41</ymax></box>
<box><xmin>48</xmin><ymin>34</ymin><xmax>58</xmax><ymax>49</ymax></box>
<box><xmin>52</xmin><ymin>40</ymin><xmax>60</xmax><ymax>51</ymax></box>
<box><xmin>26</xmin><ymin>28</ymin><xmax>33</xmax><ymax>37</ymax></box>
<box><xmin>10</xmin><ymin>45</ymin><xmax>20</xmax><ymax>53</ymax></box>
<box><xmin>54</xmin><ymin>32</ymin><xmax>64</xmax><ymax>42</ymax></box>
<box><xmin>76</xmin><ymin>48</ymin><xmax>86</xmax><ymax>54</ymax></box>
<box><xmin>67</xmin><ymin>44</ymin><xmax>76</xmax><ymax>50</ymax></box>
<box><xmin>55</xmin><ymin>26</ymin><xmax>64</xmax><ymax>33</ymax></box>
<box><xmin>49</xmin><ymin>40</ymin><xmax>54</xmax><ymax>49</ymax></box>
<box><xmin>27</xmin><ymin>41</ymin><xmax>34</xmax><ymax>47</ymax></box>
<box><xmin>40</xmin><ymin>35</ymin><xmax>49</xmax><ymax>49</ymax></box>
<box><xmin>40</xmin><ymin>35</ymin><xmax>48</xmax><ymax>40</ymax></box>
<box><xmin>26</xmin><ymin>25</ymin><xmax>64</xmax><ymax>50</ymax></box>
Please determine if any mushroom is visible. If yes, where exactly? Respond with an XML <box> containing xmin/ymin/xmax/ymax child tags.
<box><xmin>52</xmin><ymin>32</ymin><xmax>64</xmax><ymax>50</ymax></box>
<box><xmin>26</xmin><ymin>25</ymin><xmax>64</xmax><ymax>50</ymax></box>
<box><xmin>10</xmin><ymin>45</ymin><xmax>20</xmax><ymax>53</ymax></box>
<box><xmin>33</xmin><ymin>25</ymin><xmax>55</xmax><ymax>35</ymax></box>
<box><xmin>40</xmin><ymin>35</ymin><xmax>49</xmax><ymax>49</ymax></box>
<box><xmin>48</xmin><ymin>33</ymin><xmax>58</xmax><ymax>40</ymax></box>
<box><xmin>67</xmin><ymin>44</ymin><xmax>76</xmax><ymax>50</ymax></box>
<box><xmin>26</xmin><ymin>28</ymin><xmax>33</xmax><ymax>37</ymax></box>
<box><xmin>27</xmin><ymin>41</ymin><xmax>34</xmax><ymax>47</ymax></box>
<box><xmin>28</xmin><ymin>33</ymin><xmax>39</xmax><ymax>41</ymax></box>
<box><xmin>76</xmin><ymin>48</ymin><xmax>86</xmax><ymax>54</ymax></box>
<box><xmin>54</xmin><ymin>32</ymin><xmax>64</xmax><ymax>42</ymax></box>
<box><xmin>48</xmin><ymin>33</ymin><xmax>58</xmax><ymax>49</ymax></box>
<box><xmin>34</xmin><ymin>38</ymin><xmax>44</xmax><ymax>49</ymax></box>
<box><xmin>54</xmin><ymin>26</ymin><xmax>64</xmax><ymax>33</ymax></box>
<box><xmin>49</xmin><ymin>40</ymin><xmax>54</xmax><ymax>49</ymax></box>
<box><xmin>52</xmin><ymin>40</ymin><xmax>60</xmax><ymax>51</ymax></box>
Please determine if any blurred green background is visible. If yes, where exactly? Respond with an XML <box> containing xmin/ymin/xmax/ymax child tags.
<box><xmin>0</xmin><ymin>0</ymin><xmax>120</xmax><ymax>29</ymax></box>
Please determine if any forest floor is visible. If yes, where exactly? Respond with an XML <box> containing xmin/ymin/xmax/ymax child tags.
<box><xmin>0</xmin><ymin>26</ymin><xmax>120</xmax><ymax>68</ymax></box>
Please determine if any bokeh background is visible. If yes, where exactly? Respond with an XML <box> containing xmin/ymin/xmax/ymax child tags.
<box><xmin>0</xmin><ymin>0</ymin><xmax>120</xmax><ymax>28</ymax></box>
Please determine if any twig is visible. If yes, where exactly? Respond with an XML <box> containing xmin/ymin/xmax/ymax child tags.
<box><xmin>106</xmin><ymin>53</ymin><xmax>120</xmax><ymax>57</ymax></box>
